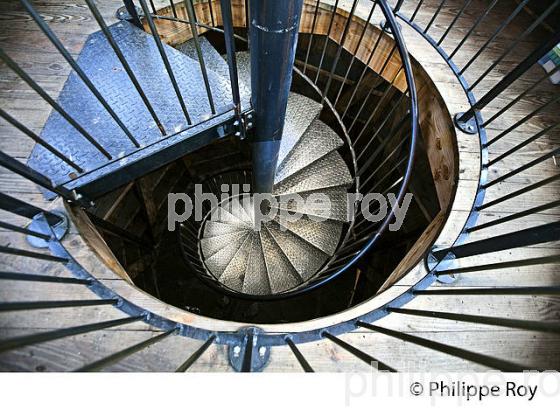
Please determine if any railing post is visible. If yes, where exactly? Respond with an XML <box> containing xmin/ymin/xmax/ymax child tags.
<box><xmin>455</xmin><ymin>29</ymin><xmax>560</xmax><ymax>134</ymax></box>
<box><xmin>249</xmin><ymin>0</ymin><xmax>304</xmax><ymax>193</ymax></box>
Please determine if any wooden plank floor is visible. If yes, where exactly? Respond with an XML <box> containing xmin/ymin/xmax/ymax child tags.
<box><xmin>0</xmin><ymin>0</ymin><xmax>559</xmax><ymax>371</ymax></box>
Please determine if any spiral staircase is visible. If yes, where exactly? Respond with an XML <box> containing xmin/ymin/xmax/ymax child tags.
<box><xmin>0</xmin><ymin>0</ymin><xmax>559</xmax><ymax>372</ymax></box>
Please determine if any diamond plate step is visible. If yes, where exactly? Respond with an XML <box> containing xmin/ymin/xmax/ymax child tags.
<box><xmin>203</xmin><ymin>220</ymin><xmax>244</xmax><ymax>238</ymax></box>
<box><xmin>259</xmin><ymin>226</ymin><xmax>302</xmax><ymax>293</ymax></box>
<box><xmin>273</xmin><ymin>151</ymin><xmax>353</xmax><ymax>196</ymax></box>
<box><xmin>200</xmin><ymin>230</ymin><xmax>248</xmax><ymax>259</ymax></box>
<box><xmin>265</xmin><ymin>221</ymin><xmax>328</xmax><ymax>281</ymax></box>
<box><xmin>178</xmin><ymin>37</ymin><xmax>251</xmax><ymax>108</ymax></box>
<box><xmin>209</xmin><ymin>204</ymin><xmax>249</xmax><ymax>226</ymax></box>
<box><xmin>220</xmin><ymin>233</ymin><xmax>254</xmax><ymax>292</ymax></box>
<box><xmin>274</xmin><ymin>215</ymin><xmax>343</xmax><ymax>256</ymax></box>
<box><xmin>273</xmin><ymin>187</ymin><xmax>350</xmax><ymax>222</ymax></box>
<box><xmin>28</xmin><ymin>21</ymin><xmax>234</xmax><ymax>187</ymax></box>
<box><xmin>242</xmin><ymin>234</ymin><xmax>272</xmax><ymax>295</ymax></box>
<box><xmin>275</xmin><ymin>118</ymin><xmax>344</xmax><ymax>184</ymax></box>
<box><xmin>235</xmin><ymin>51</ymin><xmax>322</xmax><ymax>164</ymax></box>
<box><xmin>204</xmin><ymin>232</ymin><xmax>250</xmax><ymax>279</ymax></box>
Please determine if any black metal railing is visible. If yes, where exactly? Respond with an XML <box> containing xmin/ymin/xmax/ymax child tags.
<box><xmin>0</xmin><ymin>0</ymin><xmax>559</xmax><ymax>372</ymax></box>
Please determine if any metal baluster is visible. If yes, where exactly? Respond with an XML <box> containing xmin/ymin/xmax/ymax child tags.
<box><xmin>0</xmin><ymin>192</ymin><xmax>62</xmax><ymax>225</ymax></box>
<box><xmin>175</xmin><ymin>335</ymin><xmax>216</xmax><ymax>371</ymax></box>
<box><xmin>333</xmin><ymin>3</ymin><xmax>377</xmax><ymax>107</ymax></box>
<box><xmin>169</xmin><ymin>0</ymin><xmax>178</xmax><ymax>17</ymax></box>
<box><xmin>457</xmin><ymin>30</ymin><xmax>560</xmax><ymax>126</ymax></box>
<box><xmin>86</xmin><ymin>0</ymin><xmax>166</xmax><ymax>135</ymax></box>
<box><xmin>303</xmin><ymin>0</ymin><xmax>321</xmax><ymax>75</ymax></box>
<box><xmin>220</xmin><ymin>0</ymin><xmax>242</xmax><ymax>116</ymax></box>
<box><xmin>76</xmin><ymin>328</ymin><xmax>177</xmax><ymax>371</ymax></box>
<box><xmin>285</xmin><ymin>337</ymin><xmax>314</xmax><ymax>372</ymax></box>
<box><xmin>413</xmin><ymin>286</ymin><xmax>560</xmax><ymax>296</ymax></box>
<box><xmin>448</xmin><ymin>0</ymin><xmax>499</xmax><ymax>59</ymax></box>
<box><xmin>322</xmin><ymin>331</ymin><xmax>396</xmax><ymax>371</ymax></box>
<box><xmin>0</xmin><ymin>316</ymin><xmax>142</xmax><ymax>353</ymax></box>
<box><xmin>424</xmin><ymin>0</ymin><xmax>446</xmax><ymax>33</ymax></box>
<box><xmin>315</xmin><ymin>0</ymin><xmax>340</xmax><ymax>83</ymax></box>
<box><xmin>356</xmin><ymin>322</ymin><xmax>529</xmax><ymax>371</ymax></box>
<box><xmin>322</xmin><ymin>0</ymin><xmax>358</xmax><ymax>100</ymax></box>
<box><xmin>0</xmin><ymin>271</ymin><xmax>91</xmax><ymax>285</ymax></box>
<box><xmin>0</xmin><ymin>49</ymin><xmax>112</xmax><ymax>159</ymax></box>
<box><xmin>0</xmin><ymin>299</ymin><xmax>118</xmax><ymax>312</ymax></box>
<box><xmin>432</xmin><ymin>221</ymin><xmax>560</xmax><ymax>260</ymax></box>
<box><xmin>0</xmin><ymin>221</ymin><xmax>50</xmax><ymax>240</ymax></box>
<box><xmin>0</xmin><ymin>109</ymin><xmax>83</xmax><ymax>172</ymax></box>
<box><xmin>459</xmin><ymin>0</ymin><xmax>530</xmax><ymax>74</ymax></box>
<box><xmin>388</xmin><ymin>308</ymin><xmax>560</xmax><ymax>334</ymax></box>
<box><xmin>410</xmin><ymin>0</ymin><xmax>425</xmax><ymax>22</ymax></box>
<box><xmin>183</xmin><ymin>0</ymin><xmax>216</xmax><ymax>114</ymax></box>
<box><xmin>20</xmin><ymin>0</ymin><xmax>140</xmax><ymax>148</ymax></box>
<box><xmin>241</xmin><ymin>329</ymin><xmax>254</xmax><ymax>372</ymax></box>
<box><xmin>0</xmin><ymin>245</ymin><xmax>68</xmax><ymax>263</ymax></box>
<box><xmin>436</xmin><ymin>255</ymin><xmax>560</xmax><ymax>276</ymax></box>
<box><xmin>436</xmin><ymin>0</ymin><xmax>473</xmax><ymax>45</ymax></box>
<box><xmin>138</xmin><ymin>0</ymin><xmax>192</xmax><ymax>124</ymax></box>
<box><xmin>207</xmin><ymin>0</ymin><xmax>216</xmax><ymax>26</ymax></box>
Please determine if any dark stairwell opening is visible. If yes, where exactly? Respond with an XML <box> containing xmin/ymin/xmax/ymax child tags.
<box><xmin>81</xmin><ymin>29</ymin><xmax>447</xmax><ymax>324</ymax></box>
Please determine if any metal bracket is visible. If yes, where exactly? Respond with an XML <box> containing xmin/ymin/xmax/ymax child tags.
<box><xmin>228</xmin><ymin>326</ymin><xmax>270</xmax><ymax>372</ymax></box>
<box><xmin>454</xmin><ymin>112</ymin><xmax>478</xmax><ymax>135</ymax></box>
<box><xmin>380</xmin><ymin>19</ymin><xmax>401</xmax><ymax>34</ymax></box>
<box><xmin>427</xmin><ymin>247</ymin><xmax>458</xmax><ymax>284</ymax></box>
<box><xmin>115</xmin><ymin>5</ymin><xmax>143</xmax><ymax>21</ymax></box>
<box><xmin>233</xmin><ymin>110</ymin><xmax>255</xmax><ymax>140</ymax></box>
<box><xmin>26</xmin><ymin>210</ymin><xmax>69</xmax><ymax>249</ymax></box>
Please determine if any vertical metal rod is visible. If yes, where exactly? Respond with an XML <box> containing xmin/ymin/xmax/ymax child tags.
<box><xmin>175</xmin><ymin>335</ymin><xmax>216</xmax><ymax>371</ymax></box>
<box><xmin>484</xmin><ymin>147</ymin><xmax>560</xmax><ymax>188</ymax></box>
<box><xmin>0</xmin><ymin>299</ymin><xmax>118</xmax><ymax>312</ymax></box>
<box><xmin>76</xmin><ymin>328</ymin><xmax>177</xmax><ymax>371</ymax></box>
<box><xmin>484</xmin><ymin>65</ymin><xmax>560</xmax><ymax>126</ymax></box>
<box><xmin>207</xmin><ymin>0</ymin><xmax>215</xmax><ymax>26</ymax></box>
<box><xmin>285</xmin><ymin>337</ymin><xmax>314</xmax><ymax>372</ymax></box>
<box><xmin>20</xmin><ymin>0</ymin><xmax>140</xmax><ymax>147</ymax></box>
<box><xmin>241</xmin><ymin>331</ymin><xmax>254</xmax><ymax>372</ymax></box>
<box><xmin>356</xmin><ymin>322</ymin><xmax>528</xmax><ymax>371</ymax></box>
<box><xmin>0</xmin><ymin>151</ymin><xmax>88</xmax><ymax>205</ymax></box>
<box><xmin>314</xmin><ymin>0</ymin><xmax>340</xmax><ymax>83</ymax></box>
<box><xmin>322</xmin><ymin>0</ymin><xmax>358</xmax><ymax>101</ymax></box>
<box><xmin>0</xmin><ymin>316</ymin><xmax>143</xmax><ymax>353</ymax></box>
<box><xmin>0</xmin><ymin>221</ymin><xmax>51</xmax><ymax>240</ymax></box>
<box><xmin>432</xmin><ymin>221</ymin><xmax>560</xmax><ymax>260</ymax></box>
<box><xmin>0</xmin><ymin>271</ymin><xmax>91</xmax><ymax>284</ymax></box>
<box><xmin>459</xmin><ymin>0</ymin><xmax>530</xmax><ymax>74</ymax></box>
<box><xmin>469</xmin><ymin>0</ymin><xmax>560</xmax><ymax>91</ymax></box>
<box><xmin>333</xmin><ymin>3</ymin><xmax>377</xmax><ymax>107</ymax></box>
<box><xmin>138</xmin><ymin>0</ymin><xmax>192</xmax><ymax>124</ymax></box>
<box><xmin>0</xmin><ymin>192</ymin><xmax>61</xmax><ymax>225</ymax></box>
<box><xmin>477</xmin><ymin>174</ymin><xmax>560</xmax><ymax>211</ymax></box>
<box><xmin>249</xmin><ymin>0</ymin><xmax>304</xmax><ymax>194</ymax></box>
<box><xmin>0</xmin><ymin>109</ymin><xmax>83</xmax><ymax>171</ymax></box>
<box><xmin>410</xmin><ymin>0</ymin><xmax>425</xmax><ymax>21</ymax></box>
<box><xmin>303</xmin><ymin>0</ymin><xmax>321</xmax><ymax>75</ymax></box>
<box><xmin>169</xmin><ymin>0</ymin><xmax>178</xmax><ymax>17</ymax></box>
<box><xmin>183</xmin><ymin>0</ymin><xmax>216</xmax><ymax>114</ymax></box>
<box><xmin>219</xmin><ymin>0</ymin><xmax>241</xmax><ymax>116</ymax></box>
<box><xmin>122</xmin><ymin>0</ymin><xmax>143</xmax><ymax>28</ymax></box>
<box><xmin>459</xmin><ymin>30</ymin><xmax>560</xmax><ymax>123</ymax></box>
<box><xmin>448</xmin><ymin>0</ymin><xmax>498</xmax><ymax>59</ymax></box>
<box><xmin>485</xmin><ymin>95</ymin><xmax>560</xmax><ymax>147</ymax></box>
<box><xmin>436</xmin><ymin>255</ymin><xmax>560</xmax><ymax>276</ymax></box>
<box><xmin>322</xmin><ymin>331</ymin><xmax>396</xmax><ymax>371</ymax></box>
<box><xmin>0</xmin><ymin>245</ymin><xmax>68</xmax><ymax>262</ymax></box>
<box><xmin>0</xmin><ymin>49</ymin><xmax>111</xmax><ymax>159</ymax></box>
<box><xmin>393</xmin><ymin>0</ymin><xmax>405</xmax><ymax>13</ymax></box>
<box><xmin>488</xmin><ymin>121</ymin><xmax>560</xmax><ymax>165</ymax></box>
<box><xmin>424</xmin><ymin>0</ymin><xmax>446</xmax><ymax>33</ymax></box>
<box><xmin>149</xmin><ymin>0</ymin><xmax>157</xmax><ymax>14</ymax></box>
<box><xmin>86</xmin><ymin>0</ymin><xmax>166</xmax><ymax>135</ymax></box>
<box><xmin>436</xmin><ymin>0</ymin><xmax>473</xmax><ymax>45</ymax></box>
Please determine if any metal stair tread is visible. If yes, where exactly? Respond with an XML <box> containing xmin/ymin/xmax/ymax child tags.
<box><xmin>219</xmin><ymin>233</ymin><xmax>254</xmax><ymax>292</ymax></box>
<box><xmin>209</xmin><ymin>200</ymin><xmax>251</xmax><ymax>227</ymax></box>
<box><xmin>203</xmin><ymin>220</ymin><xmax>247</xmax><ymax>238</ymax></box>
<box><xmin>265</xmin><ymin>221</ymin><xmax>329</xmax><ymax>281</ymax></box>
<box><xmin>200</xmin><ymin>229</ymin><xmax>248</xmax><ymax>260</ymax></box>
<box><xmin>272</xmin><ymin>186</ymin><xmax>350</xmax><ymax>222</ymax></box>
<box><xmin>273</xmin><ymin>215</ymin><xmax>343</xmax><ymax>256</ymax></box>
<box><xmin>242</xmin><ymin>233</ymin><xmax>272</xmax><ymax>295</ymax></box>
<box><xmin>203</xmin><ymin>231</ymin><xmax>250</xmax><ymax>279</ymax></box>
<box><xmin>273</xmin><ymin>151</ymin><xmax>353</xmax><ymax>196</ymax></box>
<box><xmin>259</xmin><ymin>226</ymin><xmax>302</xmax><ymax>293</ymax></box>
<box><xmin>275</xmin><ymin>118</ymin><xmax>344</xmax><ymax>184</ymax></box>
<box><xmin>27</xmin><ymin>21</ymin><xmax>234</xmax><ymax>187</ymax></box>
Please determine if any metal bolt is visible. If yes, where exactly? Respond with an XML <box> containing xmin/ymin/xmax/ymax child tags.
<box><xmin>259</xmin><ymin>346</ymin><xmax>267</xmax><ymax>357</ymax></box>
<box><xmin>235</xmin><ymin>131</ymin><xmax>241</xmax><ymax>137</ymax></box>
<box><xmin>247</xmin><ymin>122</ymin><xmax>253</xmax><ymax>128</ymax></box>
<box><xmin>233</xmin><ymin>346</ymin><xmax>241</xmax><ymax>356</ymax></box>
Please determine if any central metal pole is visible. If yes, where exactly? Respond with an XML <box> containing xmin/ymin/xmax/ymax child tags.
<box><xmin>249</xmin><ymin>0</ymin><xmax>304</xmax><ymax>194</ymax></box>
